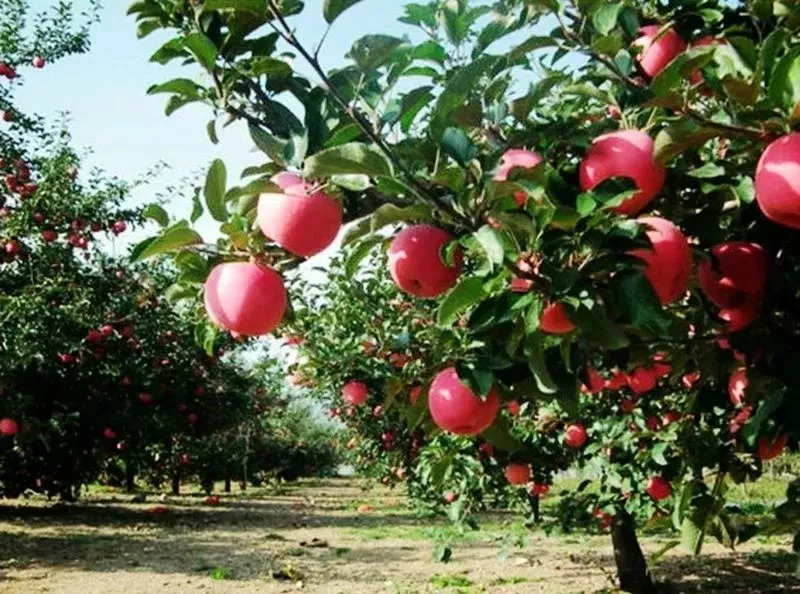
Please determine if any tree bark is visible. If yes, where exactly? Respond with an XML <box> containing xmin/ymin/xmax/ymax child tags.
<box><xmin>611</xmin><ymin>509</ymin><xmax>654</xmax><ymax>594</ymax></box>
<box><xmin>125</xmin><ymin>462</ymin><xmax>136</xmax><ymax>493</ymax></box>
<box><xmin>527</xmin><ymin>493</ymin><xmax>540</xmax><ymax>524</ymax></box>
<box><xmin>224</xmin><ymin>476</ymin><xmax>231</xmax><ymax>493</ymax></box>
<box><xmin>171</xmin><ymin>470</ymin><xmax>180</xmax><ymax>496</ymax></box>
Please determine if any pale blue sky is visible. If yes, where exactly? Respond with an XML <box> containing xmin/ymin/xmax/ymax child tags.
<box><xmin>16</xmin><ymin>1</ymin><xmax>407</xmax><ymax>244</ymax></box>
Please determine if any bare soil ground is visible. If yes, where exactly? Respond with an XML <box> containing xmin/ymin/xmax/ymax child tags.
<box><xmin>0</xmin><ymin>479</ymin><xmax>796</xmax><ymax>593</ymax></box>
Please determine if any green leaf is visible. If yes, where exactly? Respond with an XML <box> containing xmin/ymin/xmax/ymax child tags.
<box><xmin>570</xmin><ymin>306</ymin><xmax>630</xmax><ymax>350</ymax></box>
<box><xmin>611</xmin><ymin>273</ymin><xmax>671</xmax><ymax>335</ymax></box>
<box><xmin>508</xmin><ymin>35</ymin><xmax>555</xmax><ymax>62</ymax></box>
<box><xmin>183</xmin><ymin>32</ymin><xmax>218</xmax><ymax>72</ymax></box>
<box><xmin>440</xmin><ymin>127</ymin><xmax>476</xmax><ymax>167</ymax></box>
<box><xmin>304</xmin><ymin>142</ymin><xmax>393</xmax><ymax>178</ymax></box>
<box><xmin>473</xmin><ymin>225</ymin><xmax>505</xmax><ymax>267</ymax></box>
<box><xmin>592</xmin><ymin>2</ymin><xmax>623</xmax><ymax>35</ymax></box>
<box><xmin>651</xmin><ymin>46</ymin><xmax>716</xmax><ymax>97</ymax></box>
<box><xmin>131</xmin><ymin>222</ymin><xmax>203</xmax><ymax>261</ymax></box>
<box><xmin>688</xmin><ymin>163</ymin><xmax>725</xmax><ymax>178</ymax></box>
<box><xmin>654</xmin><ymin>121</ymin><xmax>720</xmax><ymax>166</ymax></box>
<box><xmin>343</xmin><ymin>203</ymin><xmax>432</xmax><ymax>245</ymax></box>
<box><xmin>344</xmin><ymin>236</ymin><xmax>383</xmax><ymax>278</ymax></box>
<box><xmin>437</xmin><ymin>277</ymin><xmax>486</xmax><ymax>325</ymax></box>
<box><xmin>203</xmin><ymin>0</ymin><xmax>266</xmax><ymax>14</ymax></box>
<box><xmin>147</xmin><ymin>78</ymin><xmax>202</xmax><ymax>96</ymax></box>
<box><xmin>347</xmin><ymin>35</ymin><xmax>407</xmax><ymax>71</ymax></box>
<box><xmin>204</xmin><ymin>159</ymin><xmax>228</xmax><ymax>222</ymax></box>
<box><xmin>525</xmin><ymin>334</ymin><xmax>558</xmax><ymax>395</ymax></box>
<box><xmin>142</xmin><ymin>203</ymin><xmax>169</xmax><ymax>227</ymax></box>
<box><xmin>768</xmin><ymin>48</ymin><xmax>800</xmax><ymax>112</ymax></box>
<box><xmin>651</xmin><ymin>442</ymin><xmax>668</xmax><ymax>466</ymax></box>
<box><xmin>323</xmin><ymin>0</ymin><xmax>365</xmax><ymax>23</ymax></box>
<box><xmin>249</xmin><ymin>124</ymin><xmax>288</xmax><ymax>164</ymax></box>
<box><xmin>481</xmin><ymin>417</ymin><xmax>524</xmax><ymax>453</ymax></box>
<box><xmin>207</xmin><ymin>120</ymin><xmax>219</xmax><ymax>144</ymax></box>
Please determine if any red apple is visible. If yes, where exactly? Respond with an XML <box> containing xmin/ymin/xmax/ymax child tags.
<box><xmin>187</xmin><ymin>413</ymin><xmax>199</xmax><ymax>424</ymax></box>
<box><xmin>41</xmin><ymin>230</ymin><xmax>57</xmax><ymax>243</ymax></box>
<box><xmin>57</xmin><ymin>353</ymin><xmax>74</xmax><ymax>365</ymax></box>
<box><xmin>605</xmin><ymin>371</ymin><xmax>628</xmax><ymax>391</ymax></box>
<box><xmin>579</xmin><ymin>130</ymin><xmax>666</xmax><ymax>216</ymax></box>
<box><xmin>5</xmin><ymin>239</ymin><xmax>20</xmax><ymax>256</ymax></box>
<box><xmin>627</xmin><ymin>367</ymin><xmax>659</xmax><ymax>395</ymax></box>
<box><xmin>530</xmin><ymin>482</ymin><xmax>550</xmax><ymax>496</ymax></box>
<box><xmin>682</xmin><ymin>371</ymin><xmax>701</xmax><ymax>390</ymax></box>
<box><xmin>632</xmin><ymin>25</ymin><xmax>687</xmax><ymax>78</ymax></box>
<box><xmin>629</xmin><ymin>217</ymin><xmax>692</xmax><ymax>304</ymax></box>
<box><xmin>507</xmin><ymin>400</ymin><xmax>521</xmax><ymax>417</ymax></box>
<box><xmin>103</xmin><ymin>428</ymin><xmax>117</xmax><ymax>440</ymax></box>
<box><xmin>428</xmin><ymin>367</ymin><xmax>500</xmax><ymax>436</ymax></box>
<box><xmin>100</xmin><ymin>324</ymin><xmax>114</xmax><ymax>337</ymax></box>
<box><xmin>116</xmin><ymin>440</ymin><xmax>127</xmax><ymax>452</ymax></box>
<box><xmin>584</xmin><ymin>367</ymin><xmax>606</xmax><ymax>394</ymax></box>
<box><xmin>494</xmin><ymin>149</ymin><xmax>543</xmax><ymax>206</ymax></box>
<box><xmin>0</xmin><ymin>418</ymin><xmax>18</xmax><ymax>436</ymax></box>
<box><xmin>372</xmin><ymin>405</ymin><xmax>383</xmax><ymax>417</ymax></box>
<box><xmin>539</xmin><ymin>303</ymin><xmax>575</xmax><ymax>334</ymax></box>
<box><xmin>757</xmin><ymin>435</ymin><xmax>787</xmax><ymax>461</ymax></box>
<box><xmin>564</xmin><ymin>423</ymin><xmax>587</xmax><ymax>448</ymax></box>
<box><xmin>138</xmin><ymin>393</ymin><xmax>153</xmax><ymax>405</ymax></box>
<box><xmin>388</xmin><ymin>225</ymin><xmax>462</xmax><ymax>298</ymax></box>
<box><xmin>645</xmin><ymin>475</ymin><xmax>671</xmax><ymax>500</ymax></box>
<box><xmin>409</xmin><ymin>385</ymin><xmax>422</xmax><ymax>405</ymax></box>
<box><xmin>341</xmin><ymin>381</ymin><xmax>368</xmax><ymax>406</ymax></box>
<box><xmin>271</xmin><ymin>171</ymin><xmax>304</xmax><ymax>189</ymax></box>
<box><xmin>662</xmin><ymin>411</ymin><xmax>682</xmax><ymax>426</ymax></box>
<box><xmin>505</xmin><ymin>463</ymin><xmax>531</xmax><ymax>485</ymax></box>
<box><xmin>510</xmin><ymin>276</ymin><xmax>533</xmax><ymax>292</ymax></box>
<box><xmin>728</xmin><ymin>368</ymin><xmax>748</xmax><ymax>407</ymax></box>
<box><xmin>443</xmin><ymin>491</ymin><xmax>458</xmax><ymax>504</ymax></box>
<box><xmin>86</xmin><ymin>329</ymin><xmax>103</xmax><ymax>344</ymax></box>
<box><xmin>179</xmin><ymin>454</ymin><xmax>190</xmax><ymax>466</ymax></box>
<box><xmin>620</xmin><ymin>397</ymin><xmax>637</xmax><ymax>414</ymax></box>
<box><xmin>755</xmin><ymin>133</ymin><xmax>800</xmax><ymax>229</ymax></box>
<box><xmin>257</xmin><ymin>182</ymin><xmax>342</xmax><ymax>257</ymax></box>
<box><xmin>111</xmin><ymin>220</ymin><xmax>127</xmax><ymax>235</ymax></box>
<box><xmin>203</xmin><ymin>261</ymin><xmax>287</xmax><ymax>336</ymax></box>
<box><xmin>32</xmin><ymin>56</ymin><xmax>45</xmax><ymax>68</ymax></box>
<box><xmin>478</xmin><ymin>442</ymin><xmax>495</xmax><ymax>457</ymax></box>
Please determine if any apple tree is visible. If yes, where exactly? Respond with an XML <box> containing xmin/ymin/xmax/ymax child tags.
<box><xmin>130</xmin><ymin>0</ymin><xmax>800</xmax><ymax>590</ymax></box>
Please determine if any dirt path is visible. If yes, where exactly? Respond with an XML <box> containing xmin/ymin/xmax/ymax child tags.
<box><xmin>0</xmin><ymin>479</ymin><xmax>796</xmax><ymax>593</ymax></box>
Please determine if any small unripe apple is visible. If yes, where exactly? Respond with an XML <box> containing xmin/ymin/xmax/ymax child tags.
<box><xmin>629</xmin><ymin>217</ymin><xmax>692</xmax><ymax>305</ymax></box>
<box><xmin>632</xmin><ymin>25</ymin><xmax>687</xmax><ymax>78</ymax></box>
<box><xmin>428</xmin><ymin>367</ymin><xmax>500</xmax><ymax>435</ymax></box>
<box><xmin>539</xmin><ymin>303</ymin><xmax>575</xmax><ymax>334</ymax></box>
<box><xmin>341</xmin><ymin>381</ymin><xmax>368</xmax><ymax>406</ymax></box>
<box><xmin>755</xmin><ymin>133</ymin><xmax>800</xmax><ymax>229</ymax></box>
<box><xmin>564</xmin><ymin>423</ymin><xmax>587</xmax><ymax>448</ymax></box>
<box><xmin>0</xmin><ymin>418</ymin><xmax>18</xmax><ymax>436</ymax></box>
<box><xmin>388</xmin><ymin>225</ymin><xmax>462</xmax><ymax>298</ymax></box>
<box><xmin>203</xmin><ymin>262</ymin><xmax>287</xmax><ymax>336</ymax></box>
<box><xmin>505</xmin><ymin>463</ymin><xmax>531</xmax><ymax>485</ymax></box>
<box><xmin>579</xmin><ymin>130</ymin><xmax>665</xmax><ymax>216</ymax></box>
<box><xmin>645</xmin><ymin>475</ymin><xmax>671</xmax><ymax>501</ymax></box>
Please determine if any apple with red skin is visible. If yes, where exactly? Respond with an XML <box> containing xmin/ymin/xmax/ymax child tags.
<box><xmin>86</xmin><ymin>329</ymin><xmax>103</xmax><ymax>344</ymax></box>
<box><xmin>510</xmin><ymin>276</ymin><xmax>533</xmax><ymax>292</ymax></box>
<box><xmin>5</xmin><ymin>239</ymin><xmax>20</xmax><ymax>256</ymax></box>
<box><xmin>620</xmin><ymin>397</ymin><xmax>637</xmax><ymax>414</ymax></box>
<box><xmin>757</xmin><ymin>435</ymin><xmax>787</xmax><ymax>461</ymax></box>
<box><xmin>41</xmin><ymin>230</ymin><xmax>57</xmax><ymax>243</ymax></box>
<box><xmin>507</xmin><ymin>400</ymin><xmax>521</xmax><ymax>417</ymax></box>
<box><xmin>341</xmin><ymin>380</ymin><xmax>368</xmax><ymax>406</ymax></box>
<box><xmin>179</xmin><ymin>454</ymin><xmax>190</xmax><ymax>466</ymax></box>
<box><xmin>100</xmin><ymin>324</ymin><xmax>114</xmax><ymax>337</ymax></box>
<box><xmin>428</xmin><ymin>367</ymin><xmax>500</xmax><ymax>436</ymax></box>
<box><xmin>103</xmin><ymin>428</ymin><xmax>117</xmax><ymax>440</ymax></box>
<box><xmin>494</xmin><ymin>149</ymin><xmax>543</xmax><ymax>207</ymax></box>
<box><xmin>121</xmin><ymin>325</ymin><xmax>134</xmax><ymax>338</ymax></box>
<box><xmin>116</xmin><ymin>440</ymin><xmax>127</xmax><ymax>452</ymax></box>
<box><xmin>645</xmin><ymin>476</ymin><xmax>671</xmax><ymax>500</ymax></box>
<box><xmin>564</xmin><ymin>423</ymin><xmax>588</xmax><ymax>448</ymax></box>
<box><xmin>138</xmin><ymin>392</ymin><xmax>153</xmax><ymax>405</ymax></box>
<box><xmin>57</xmin><ymin>353</ymin><xmax>74</xmax><ymax>365</ymax></box>
<box><xmin>372</xmin><ymin>405</ymin><xmax>383</xmax><ymax>417</ymax></box>
<box><xmin>388</xmin><ymin>225</ymin><xmax>462</xmax><ymax>298</ymax></box>
<box><xmin>478</xmin><ymin>442</ymin><xmax>494</xmax><ymax>457</ymax></box>
<box><xmin>530</xmin><ymin>483</ymin><xmax>550</xmax><ymax>496</ymax></box>
<box><xmin>730</xmin><ymin>405</ymin><xmax>752</xmax><ymax>434</ymax></box>
<box><xmin>632</xmin><ymin>25</ymin><xmax>687</xmax><ymax>78</ymax></box>
<box><xmin>32</xmin><ymin>56</ymin><xmax>45</xmax><ymax>68</ymax></box>
<box><xmin>187</xmin><ymin>413</ymin><xmax>199</xmax><ymax>424</ymax></box>
<box><xmin>629</xmin><ymin>217</ymin><xmax>692</xmax><ymax>305</ymax></box>
<box><xmin>204</xmin><ymin>261</ymin><xmax>287</xmax><ymax>336</ymax></box>
<box><xmin>662</xmin><ymin>411</ymin><xmax>682</xmax><ymax>426</ymax></box>
<box><xmin>0</xmin><ymin>63</ymin><xmax>16</xmax><ymax>79</ymax></box>
<box><xmin>505</xmin><ymin>463</ymin><xmax>531</xmax><ymax>485</ymax></box>
<box><xmin>728</xmin><ymin>368</ymin><xmax>748</xmax><ymax>407</ymax></box>
<box><xmin>257</xmin><ymin>180</ymin><xmax>342</xmax><ymax>257</ymax></box>
<box><xmin>443</xmin><ymin>491</ymin><xmax>458</xmax><ymax>504</ymax></box>
<box><xmin>579</xmin><ymin>130</ymin><xmax>666</xmax><ymax>216</ymax></box>
<box><xmin>111</xmin><ymin>220</ymin><xmax>127</xmax><ymax>235</ymax></box>
<box><xmin>755</xmin><ymin>133</ymin><xmax>800</xmax><ymax>229</ymax></box>
<box><xmin>539</xmin><ymin>303</ymin><xmax>575</xmax><ymax>334</ymax></box>
<box><xmin>409</xmin><ymin>385</ymin><xmax>422</xmax><ymax>405</ymax></box>
<box><xmin>0</xmin><ymin>418</ymin><xmax>18</xmax><ymax>436</ymax></box>
<box><xmin>682</xmin><ymin>371</ymin><xmax>701</xmax><ymax>390</ymax></box>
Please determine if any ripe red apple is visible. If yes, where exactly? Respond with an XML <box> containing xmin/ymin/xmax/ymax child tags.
<box><xmin>86</xmin><ymin>329</ymin><xmax>103</xmax><ymax>344</ymax></box>
<box><xmin>564</xmin><ymin>423</ymin><xmax>587</xmax><ymax>448</ymax></box>
<box><xmin>103</xmin><ymin>428</ymin><xmax>117</xmax><ymax>440</ymax></box>
<box><xmin>203</xmin><ymin>261</ymin><xmax>287</xmax><ymax>336</ymax></box>
<box><xmin>505</xmin><ymin>463</ymin><xmax>531</xmax><ymax>485</ymax></box>
<box><xmin>645</xmin><ymin>475</ymin><xmax>671</xmax><ymax>500</ymax></box>
<box><xmin>629</xmin><ymin>217</ymin><xmax>692</xmax><ymax>304</ymax></box>
<box><xmin>194</xmin><ymin>386</ymin><xmax>206</xmax><ymax>397</ymax></box>
<box><xmin>372</xmin><ymin>405</ymin><xmax>383</xmax><ymax>417</ymax></box>
<box><xmin>728</xmin><ymin>368</ymin><xmax>748</xmax><ymax>407</ymax></box>
<box><xmin>494</xmin><ymin>149</ymin><xmax>543</xmax><ymax>206</ymax></box>
<box><xmin>138</xmin><ymin>392</ymin><xmax>153</xmax><ymax>405</ymax></box>
<box><xmin>271</xmin><ymin>171</ymin><xmax>304</xmax><ymax>189</ymax></box>
<box><xmin>539</xmin><ymin>303</ymin><xmax>575</xmax><ymax>334</ymax></box>
<box><xmin>662</xmin><ymin>411</ymin><xmax>681</xmax><ymax>426</ymax></box>
<box><xmin>755</xmin><ymin>133</ymin><xmax>800</xmax><ymax>229</ymax></box>
<box><xmin>5</xmin><ymin>239</ymin><xmax>20</xmax><ymax>256</ymax></box>
<box><xmin>257</xmin><ymin>182</ymin><xmax>342</xmax><ymax>257</ymax></box>
<box><xmin>478</xmin><ymin>442</ymin><xmax>495</xmax><ymax>457</ymax></box>
<box><xmin>620</xmin><ymin>397</ymin><xmax>637</xmax><ymax>413</ymax></box>
<box><xmin>730</xmin><ymin>405</ymin><xmax>752</xmax><ymax>434</ymax></box>
<box><xmin>584</xmin><ymin>367</ymin><xmax>606</xmax><ymax>394</ymax></box>
<box><xmin>507</xmin><ymin>400</ymin><xmax>521</xmax><ymax>417</ymax></box>
<box><xmin>2</xmin><ymin>111</ymin><xmax>14</xmax><ymax>122</ymax></box>
<box><xmin>0</xmin><ymin>63</ymin><xmax>16</xmax><ymax>78</ymax></box>
<box><xmin>530</xmin><ymin>482</ymin><xmax>550</xmax><ymax>496</ymax></box>
<box><xmin>0</xmin><ymin>418</ymin><xmax>18</xmax><ymax>436</ymax></box>
<box><xmin>341</xmin><ymin>381</ymin><xmax>368</xmax><ymax>406</ymax></box>
<box><xmin>443</xmin><ymin>491</ymin><xmax>458</xmax><ymax>504</ymax></box>
<box><xmin>409</xmin><ymin>385</ymin><xmax>422</xmax><ymax>405</ymax></box>
<box><xmin>627</xmin><ymin>367</ymin><xmax>661</xmax><ymax>395</ymax></box>
<box><xmin>57</xmin><ymin>353</ymin><xmax>74</xmax><ymax>364</ymax></box>
<box><xmin>510</xmin><ymin>276</ymin><xmax>533</xmax><ymax>293</ymax></box>
<box><xmin>100</xmin><ymin>324</ymin><xmax>114</xmax><ymax>337</ymax></box>
<box><xmin>428</xmin><ymin>367</ymin><xmax>500</xmax><ymax>435</ymax></box>
<box><xmin>179</xmin><ymin>454</ymin><xmax>190</xmax><ymax>466</ymax></box>
<box><xmin>646</xmin><ymin>416</ymin><xmax>662</xmax><ymax>431</ymax></box>
<box><xmin>111</xmin><ymin>220</ymin><xmax>127</xmax><ymax>235</ymax></box>
<box><xmin>32</xmin><ymin>56</ymin><xmax>45</xmax><ymax>68</ymax></box>
<box><xmin>187</xmin><ymin>413</ymin><xmax>199</xmax><ymax>424</ymax></box>
<box><xmin>388</xmin><ymin>225</ymin><xmax>462</xmax><ymax>298</ymax></box>
<box><xmin>632</xmin><ymin>25</ymin><xmax>687</xmax><ymax>78</ymax></box>
<box><xmin>757</xmin><ymin>435</ymin><xmax>787</xmax><ymax>461</ymax></box>
<box><xmin>120</xmin><ymin>325</ymin><xmax>134</xmax><ymax>338</ymax></box>
<box><xmin>579</xmin><ymin>130</ymin><xmax>666</xmax><ymax>216</ymax></box>
<box><xmin>682</xmin><ymin>370</ymin><xmax>701</xmax><ymax>390</ymax></box>
<box><xmin>41</xmin><ymin>230</ymin><xmax>57</xmax><ymax>243</ymax></box>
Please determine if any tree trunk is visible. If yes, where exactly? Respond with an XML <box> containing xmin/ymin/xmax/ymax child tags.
<box><xmin>171</xmin><ymin>470</ymin><xmax>180</xmax><ymax>496</ymax></box>
<box><xmin>125</xmin><ymin>462</ymin><xmax>136</xmax><ymax>493</ymax></box>
<box><xmin>611</xmin><ymin>509</ymin><xmax>654</xmax><ymax>594</ymax></box>
<box><xmin>527</xmin><ymin>493</ymin><xmax>540</xmax><ymax>524</ymax></box>
<box><xmin>224</xmin><ymin>476</ymin><xmax>231</xmax><ymax>493</ymax></box>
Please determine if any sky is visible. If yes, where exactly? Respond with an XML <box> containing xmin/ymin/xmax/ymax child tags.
<box><xmin>15</xmin><ymin>0</ymin><xmax>407</xmax><ymax>246</ymax></box>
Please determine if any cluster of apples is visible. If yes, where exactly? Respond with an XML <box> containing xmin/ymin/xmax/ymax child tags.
<box><xmin>203</xmin><ymin>173</ymin><xmax>342</xmax><ymax>337</ymax></box>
